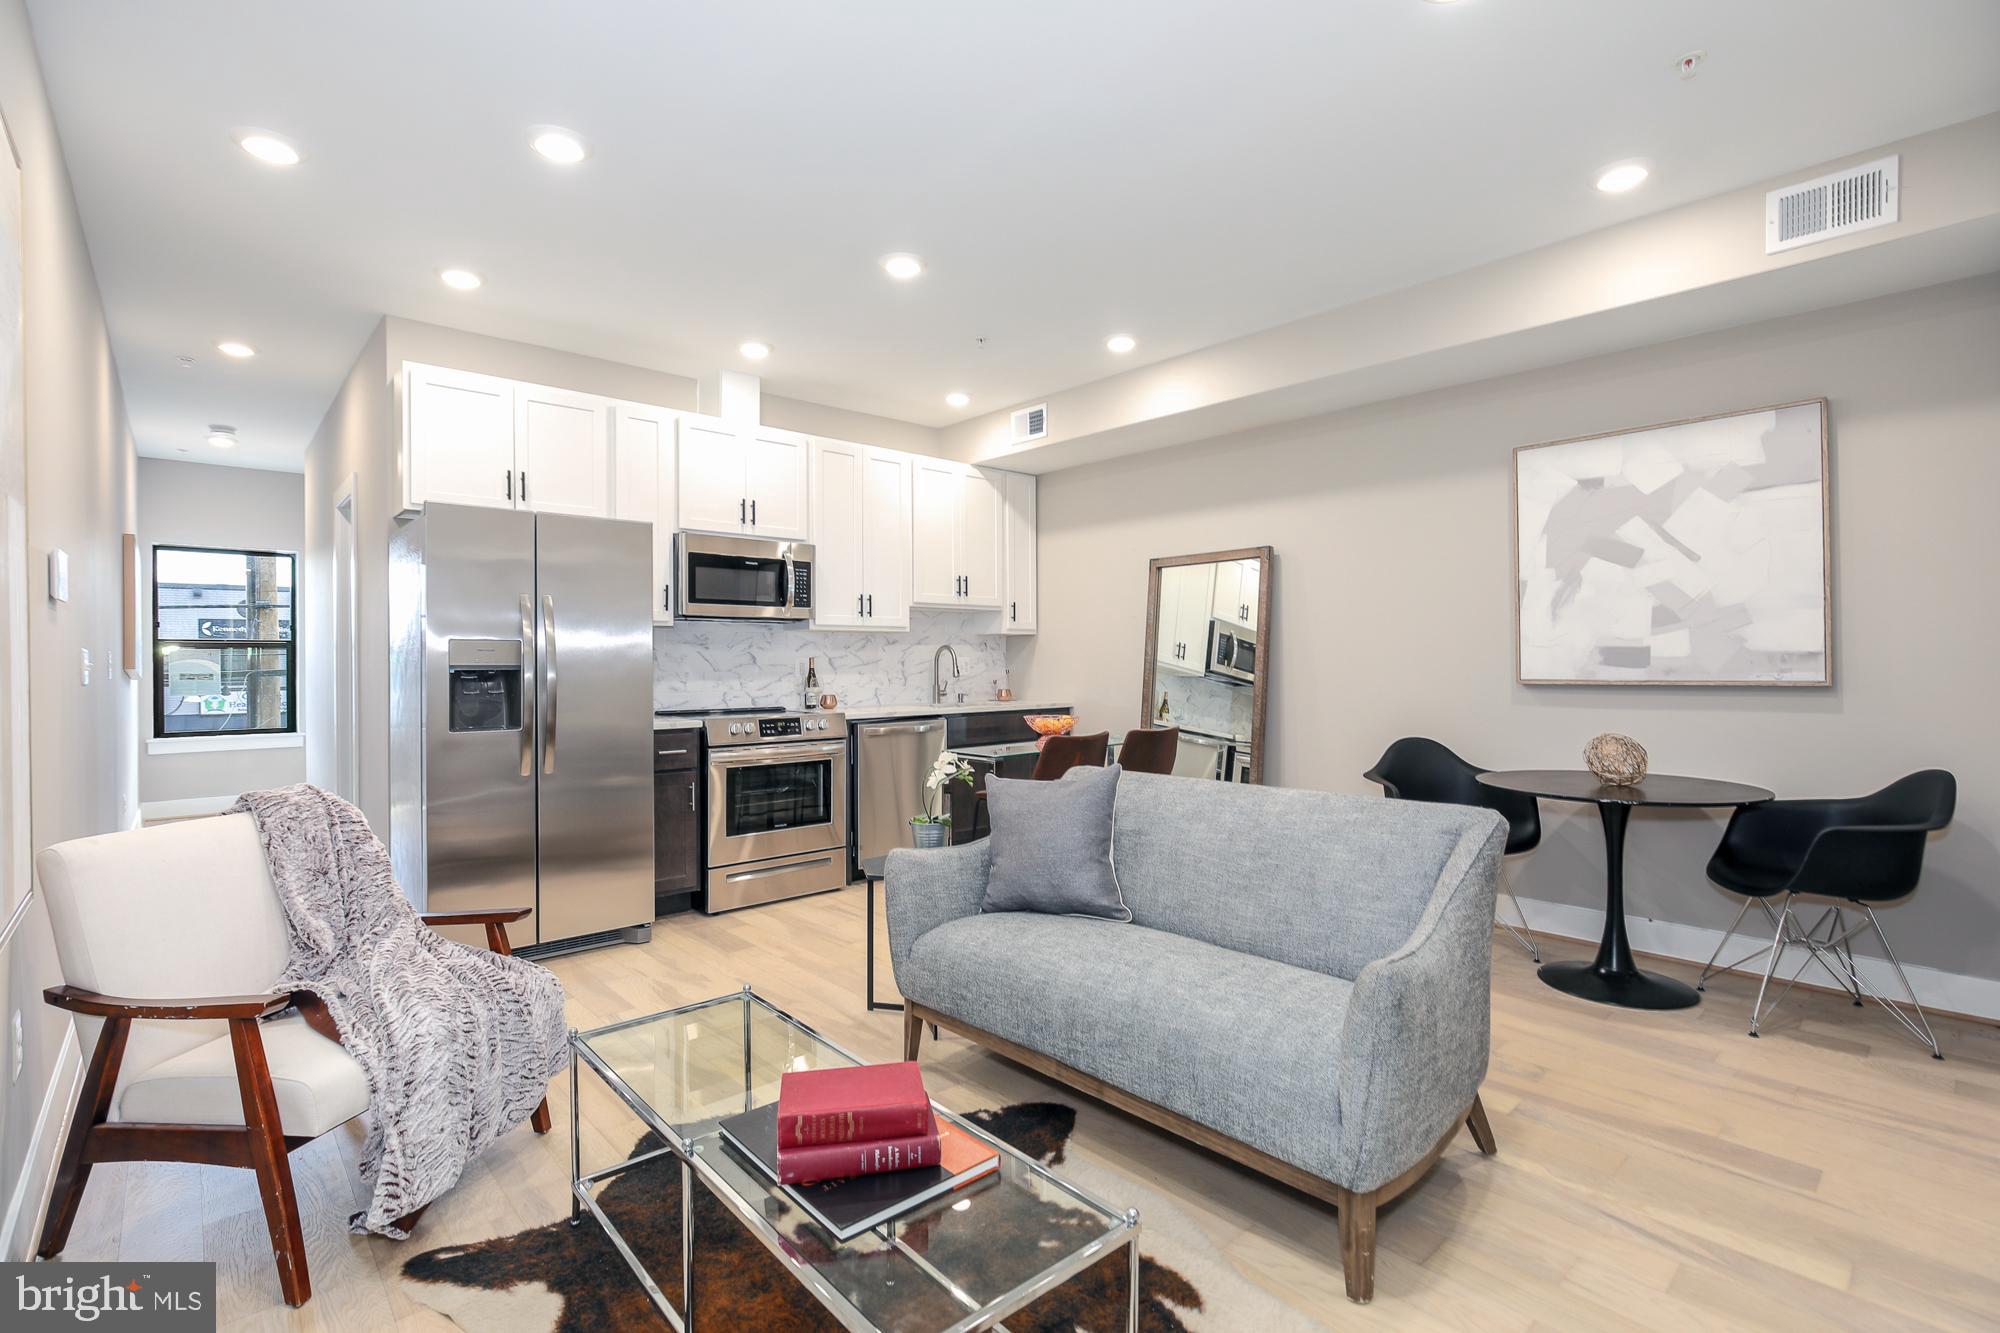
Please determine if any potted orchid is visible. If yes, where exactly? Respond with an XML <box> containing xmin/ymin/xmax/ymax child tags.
<box><xmin>912</xmin><ymin>751</ymin><xmax>976</xmax><ymax>848</ymax></box>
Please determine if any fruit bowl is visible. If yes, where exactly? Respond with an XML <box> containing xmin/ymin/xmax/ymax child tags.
<box><xmin>1024</xmin><ymin>714</ymin><xmax>1076</xmax><ymax>748</ymax></box>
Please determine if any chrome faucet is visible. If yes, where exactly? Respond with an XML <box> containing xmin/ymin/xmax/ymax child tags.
<box><xmin>933</xmin><ymin>644</ymin><xmax>961</xmax><ymax>704</ymax></box>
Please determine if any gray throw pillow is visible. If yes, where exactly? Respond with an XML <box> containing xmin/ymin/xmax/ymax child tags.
<box><xmin>979</xmin><ymin>763</ymin><xmax>1131</xmax><ymax>922</ymax></box>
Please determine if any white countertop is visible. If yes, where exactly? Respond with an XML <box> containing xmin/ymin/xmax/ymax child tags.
<box><xmin>652</xmin><ymin>699</ymin><xmax>1074</xmax><ymax>730</ymax></box>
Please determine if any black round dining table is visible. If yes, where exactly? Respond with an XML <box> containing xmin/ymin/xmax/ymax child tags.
<box><xmin>1475</xmin><ymin>770</ymin><xmax>1774</xmax><ymax>1010</ymax></box>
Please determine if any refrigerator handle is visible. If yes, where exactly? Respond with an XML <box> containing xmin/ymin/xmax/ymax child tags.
<box><xmin>518</xmin><ymin>594</ymin><xmax>535</xmax><ymax>778</ymax></box>
<box><xmin>541</xmin><ymin>594</ymin><xmax>558</xmax><ymax>776</ymax></box>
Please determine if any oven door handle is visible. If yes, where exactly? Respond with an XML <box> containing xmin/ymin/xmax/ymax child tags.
<box><xmin>708</xmin><ymin>740</ymin><xmax>848</xmax><ymax>766</ymax></box>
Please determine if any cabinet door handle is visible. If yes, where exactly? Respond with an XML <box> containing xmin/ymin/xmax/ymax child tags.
<box><xmin>520</xmin><ymin>471</ymin><xmax>528</xmax><ymax>504</ymax></box>
<box><xmin>688</xmin><ymin>781</ymin><xmax>696</xmax><ymax>811</ymax></box>
<box><xmin>505</xmin><ymin>469</ymin><xmax>514</xmax><ymax>502</ymax></box>
<box><xmin>858</xmin><ymin>593</ymin><xmax>865</xmax><ymax>616</ymax></box>
<box><xmin>663</xmin><ymin>583</ymin><xmax>672</xmax><ymax>611</ymax></box>
<box><xmin>866</xmin><ymin>593</ymin><xmax>874</xmax><ymax>617</ymax></box>
<box><xmin>1010</xmin><ymin>600</ymin><xmax>1016</xmax><ymax>622</ymax></box>
<box><xmin>750</xmin><ymin>498</ymin><xmax>757</xmax><ymax>526</ymax></box>
<box><xmin>740</xmin><ymin>498</ymin><xmax>746</xmax><ymax>524</ymax></box>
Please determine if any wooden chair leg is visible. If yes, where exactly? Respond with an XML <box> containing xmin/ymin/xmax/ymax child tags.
<box><xmin>1465</xmin><ymin>1094</ymin><xmax>1497</xmax><ymax>1155</ymax></box>
<box><xmin>37</xmin><ymin>1016</ymin><xmax>130</xmax><ymax>1258</ymax></box>
<box><xmin>531</xmin><ymin>1098</ymin><xmax>553</xmax><ymax>1134</ymax></box>
<box><xmin>903</xmin><ymin>1007</ymin><xmax>924</xmax><ymax>1061</ymax></box>
<box><xmin>230</xmin><ymin>1018</ymin><xmax>311</xmax><ymax>1308</ymax></box>
<box><xmin>1336</xmin><ymin>1186</ymin><xmax>1378</xmax><ymax>1304</ymax></box>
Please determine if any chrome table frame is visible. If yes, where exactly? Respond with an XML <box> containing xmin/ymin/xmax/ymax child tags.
<box><xmin>569</xmin><ymin>986</ymin><xmax>1141</xmax><ymax>1331</ymax></box>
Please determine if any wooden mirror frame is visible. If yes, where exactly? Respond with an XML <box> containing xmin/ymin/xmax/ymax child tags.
<box><xmin>1139</xmin><ymin>546</ymin><xmax>1273</xmax><ymax>785</ymax></box>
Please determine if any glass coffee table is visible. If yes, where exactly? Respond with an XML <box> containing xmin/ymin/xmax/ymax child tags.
<box><xmin>570</xmin><ymin>986</ymin><xmax>1140</xmax><ymax>1331</ymax></box>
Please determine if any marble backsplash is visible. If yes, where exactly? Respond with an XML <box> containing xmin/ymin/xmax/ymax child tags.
<box><xmin>1152</xmin><ymin>670</ymin><xmax>1253</xmax><ymax>742</ymax></box>
<box><xmin>654</xmin><ymin>608</ymin><xmax>1011</xmax><ymax>712</ymax></box>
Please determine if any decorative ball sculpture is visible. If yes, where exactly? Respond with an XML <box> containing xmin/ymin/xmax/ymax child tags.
<box><xmin>1584</xmin><ymin>733</ymin><xmax>1648</xmax><ymax>786</ymax></box>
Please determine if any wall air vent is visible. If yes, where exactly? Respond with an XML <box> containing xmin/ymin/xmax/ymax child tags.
<box><xmin>1766</xmin><ymin>155</ymin><xmax>1898</xmax><ymax>254</ymax></box>
<box><xmin>1010</xmin><ymin>404</ymin><xmax>1047</xmax><ymax>446</ymax></box>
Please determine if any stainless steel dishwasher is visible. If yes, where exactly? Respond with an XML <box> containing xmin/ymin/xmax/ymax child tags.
<box><xmin>854</xmin><ymin>718</ymin><xmax>946</xmax><ymax>869</ymax></box>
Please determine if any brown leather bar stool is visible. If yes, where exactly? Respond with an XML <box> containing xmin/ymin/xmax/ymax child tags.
<box><xmin>1033</xmin><ymin>731</ymin><xmax>1110</xmax><ymax>779</ymax></box>
<box><xmin>1117</xmin><ymin>726</ymin><xmax>1180</xmax><ymax>776</ymax></box>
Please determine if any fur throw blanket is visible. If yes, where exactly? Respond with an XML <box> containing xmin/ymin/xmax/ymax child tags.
<box><xmin>231</xmin><ymin>784</ymin><xmax>568</xmax><ymax>1237</ymax></box>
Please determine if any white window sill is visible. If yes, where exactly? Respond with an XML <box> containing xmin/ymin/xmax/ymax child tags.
<box><xmin>147</xmin><ymin>733</ymin><xmax>304</xmax><ymax>755</ymax></box>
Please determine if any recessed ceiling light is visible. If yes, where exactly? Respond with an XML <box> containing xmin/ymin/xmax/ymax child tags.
<box><xmin>1106</xmin><ymin>334</ymin><xmax>1137</xmax><ymax>354</ymax></box>
<box><xmin>945</xmin><ymin>391</ymin><xmax>970</xmax><ymax>409</ymax></box>
<box><xmin>531</xmin><ymin>129</ymin><xmax>588</xmax><ymax>164</ymax></box>
<box><xmin>880</xmin><ymin>253</ymin><xmax>924</xmax><ymax>281</ymax></box>
<box><xmin>439</xmin><ymin>268</ymin><xmax>484</xmax><ymax>291</ymax></box>
<box><xmin>236</xmin><ymin>132</ymin><xmax>301</xmax><ymax>167</ymax></box>
<box><xmin>215</xmin><ymin>340</ymin><xmax>256</xmax><ymax>359</ymax></box>
<box><xmin>206</xmin><ymin>425</ymin><xmax>238</xmax><ymax>449</ymax></box>
<box><xmin>1595</xmin><ymin>161</ymin><xmax>1651</xmax><ymax>193</ymax></box>
<box><xmin>739</xmin><ymin>340</ymin><xmax>772</xmax><ymax>361</ymax></box>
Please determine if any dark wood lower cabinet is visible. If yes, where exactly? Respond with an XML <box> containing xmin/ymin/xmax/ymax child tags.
<box><xmin>653</xmin><ymin>729</ymin><xmax>701</xmax><ymax>916</ymax></box>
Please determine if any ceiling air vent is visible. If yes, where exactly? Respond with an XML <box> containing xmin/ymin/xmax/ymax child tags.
<box><xmin>1766</xmin><ymin>155</ymin><xmax>1898</xmax><ymax>255</ymax></box>
<box><xmin>1010</xmin><ymin>404</ymin><xmax>1047</xmax><ymax>446</ymax></box>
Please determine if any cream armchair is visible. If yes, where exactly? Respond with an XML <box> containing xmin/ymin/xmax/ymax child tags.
<box><xmin>33</xmin><ymin>813</ymin><xmax>549</xmax><ymax>1307</ymax></box>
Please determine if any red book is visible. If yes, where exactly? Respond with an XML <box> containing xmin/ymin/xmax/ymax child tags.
<box><xmin>777</xmin><ymin>1062</ymin><xmax>931</xmax><ymax>1149</ymax></box>
<box><xmin>777</xmin><ymin>1114</ymin><xmax>940</xmax><ymax>1184</ymax></box>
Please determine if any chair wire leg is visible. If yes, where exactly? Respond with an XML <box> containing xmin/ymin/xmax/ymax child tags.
<box><xmin>1747</xmin><ymin>895</ymin><xmax>1796</xmax><ymax>1038</ymax></box>
<box><xmin>1862</xmin><ymin>906</ymin><xmax>1943</xmax><ymax>1060</ymax></box>
<box><xmin>1697</xmin><ymin>895</ymin><xmax>1757</xmax><ymax>990</ymax></box>
<box><xmin>1832</xmin><ymin>908</ymin><xmax>1864</xmax><ymax>1005</ymax></box>
<box><xmin>1496</xmin><ymin>892</ymin><xmax>1540</xmax><ymax>963</ymax></box>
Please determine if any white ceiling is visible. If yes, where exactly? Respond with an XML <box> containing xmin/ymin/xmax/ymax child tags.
<box><xmin>27</xmin><ymin>0</ymin><xmax>2000</xmax><ymax>472</ymax></box>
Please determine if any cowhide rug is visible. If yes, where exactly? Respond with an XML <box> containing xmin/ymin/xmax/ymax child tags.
<box><xmin>402</xmin><ymin>1101</ymin><xmax>1325</xmax><ymax>1331</ymax></box>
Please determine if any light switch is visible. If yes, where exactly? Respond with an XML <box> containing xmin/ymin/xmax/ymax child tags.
<box><xmin>47</xmin><ymin>548</ymin><xmax>69</xmax><ymax>602</ymax></box>
<box><xmin>80</xmin><ymin>647</ymin><xmax>91</xmax><ymax>685</ymax></box>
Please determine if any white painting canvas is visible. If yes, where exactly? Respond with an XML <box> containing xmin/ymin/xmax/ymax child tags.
<box><xmin>1514</xmin><ymin>400</ymin><xmax>1830</xmax><ymax>686</ymax></box>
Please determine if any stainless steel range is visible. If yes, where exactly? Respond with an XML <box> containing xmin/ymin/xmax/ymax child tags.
<box><xmin>699</xmin><ymin>707</ymin><xmax>850</xmax><ymax>912</ymax></box>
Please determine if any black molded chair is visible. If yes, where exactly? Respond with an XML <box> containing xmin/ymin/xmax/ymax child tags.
<box><xmin>1362</xmin><ymin>737</ymin><xmax>1542</xmax><ymax>961</ymax></box>
<box><xmin>1698</xmin><ymin>769</ymin><xmax>1955</xmax><ymax>1057</ymax></box>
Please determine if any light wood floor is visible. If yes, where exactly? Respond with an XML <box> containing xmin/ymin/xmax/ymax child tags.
<box><xmin>51</xmin><ymin>884</ymin><xmax>2000</xmax><ymax>1331</ymax></box>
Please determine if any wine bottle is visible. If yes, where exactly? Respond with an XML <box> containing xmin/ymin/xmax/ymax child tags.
<box><xmin>803</xmin><ymin>657</ymin><xmax>821</xmax><ymax>710</ymax></box>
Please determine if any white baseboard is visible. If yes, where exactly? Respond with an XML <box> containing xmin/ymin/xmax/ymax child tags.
<box><xmin>0</xmin><ymin>1020</ymin><xmax>81</xmax><ymax>1261</ymax></box>
<box><xmin>1509</xmin><ymin>894</ymin><xmax>2000</xmax><ymax>1023</ymax></box>
<box><xmin>137</xmin><ymin>794</ymin><xmax>237</xmax><ymax>822</ymax></box>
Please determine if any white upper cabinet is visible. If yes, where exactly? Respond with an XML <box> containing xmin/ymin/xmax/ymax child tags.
<box><xmin>743</xmin><ymin>427</ymin><xmax>810</xmax><ymax>540</ymax></box>
<box><xmin>859</xmin><ymin>448</ymin><xmax>913</xmax><ymax>629</ymax></box>
<box><xmin>677</xmin><ymin>417</ymin><xmax>748</xmax><ymax>534</ymax></box>
<box><xmin>612</xmin><ymin>402</ymin><xmax>677</xmax><ymax>625</ymax></box>
<box><xmin>809</xmin><ymin>439</ymin><xmax>911</xmax><ymax>630</ymax></box>
<box><xmin>1000</xmin><ymin>470</ymin><xmax>1037</xmax><ymax>634</ymax></box>
<box><xmin>516</xmin><ymin>384</ymin><xmax>609</xmax><ymax>517</ymax></box>
<box><xmin>675</xmin><ymin>418</ymin><xmax>811</xmax><ymax>539</ymax></box>
<box><xmin>404</xmin><ymin>364</ymin><xmax>517</xmax><ymax>511</ymax></box>
<box><xmin>402</xmin><ymin>363</ymin><xmax>612</xmax><ymax>517</ymax></box>
<box><xmin>1155</xmin><ymin>563</ymin><xmax>1217</xmax><ymax>676</ymax></box>
<box><xmin>1209</xmin><ymin>557</ymin><xmax>1260</xmax><ymax>628</ymax></box>
<box><xmin>910</xmin><ymin>459</ymin><xmax>1004</xmax><ymax>609</ymax></box>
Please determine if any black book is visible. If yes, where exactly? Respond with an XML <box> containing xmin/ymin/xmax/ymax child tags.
<box><xmin>717</xmin><ymin>1103</ymin><xmax>998</xmax><ymax>1242</ymax></box>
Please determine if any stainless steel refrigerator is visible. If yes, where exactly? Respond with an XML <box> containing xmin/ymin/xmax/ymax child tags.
<box><xmin>388</xmin><ymin>503</ymin><xmax>654</xmax><ymax>952</ymax></box>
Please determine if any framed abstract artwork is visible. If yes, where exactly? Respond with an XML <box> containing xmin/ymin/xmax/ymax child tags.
<box><xmin>1513</xmin><ymin>399</ymin><xmax>1831</xmax><ymax>686</ymax></box>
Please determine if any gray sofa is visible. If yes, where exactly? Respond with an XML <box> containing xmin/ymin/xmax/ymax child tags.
<box><xmin>885</xmin><ymin>771</ymin><xmax>1507</xmax><ymax>1304</ymax></box>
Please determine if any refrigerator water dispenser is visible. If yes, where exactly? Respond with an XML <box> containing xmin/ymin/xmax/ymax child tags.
<box><xmin>447</xmin><ymin>638</ymin><xmax>522</xmax><ymax>732</ymax></box>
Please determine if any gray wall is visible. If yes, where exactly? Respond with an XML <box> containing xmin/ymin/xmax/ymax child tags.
<box><xmin>136</xmin><ymin>457</ymin><xmax>305</xmax><ymax>804</ymax></box>
<box><xmin>0</xmin><ymin>0</ymin><xmax>140</xmax><ymax>1257</ymax></box>
<box><xmin>1009</xmin><ymin>275</ymin><xmax>2000</xmax><ymax>984</ymax></box>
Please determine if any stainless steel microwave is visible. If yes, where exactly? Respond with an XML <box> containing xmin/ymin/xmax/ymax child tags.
<box><xmin>674</xmin><ymin>533</ymin><xmax>814</xmax><ymax>621</ymax></box>
<box><xmin>1207</xmin><ymin>619</ymin><xmax>1256</xmax><ymax>685</ymax></box>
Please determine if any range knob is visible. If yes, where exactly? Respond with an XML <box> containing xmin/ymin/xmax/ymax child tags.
<box><xmin>728</xmin><ymin>723</ymin><xmax>741</xmax><ymax>735</ymax></box>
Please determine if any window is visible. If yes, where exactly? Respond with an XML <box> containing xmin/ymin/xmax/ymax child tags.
<box><xmin>152</xmin><ymin>545</ymin><xmax>296</xmax><ymax>738</ymax></box>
